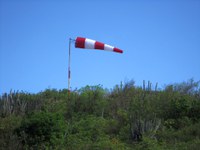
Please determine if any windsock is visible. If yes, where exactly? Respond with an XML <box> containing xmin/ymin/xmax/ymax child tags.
<box><xmin>75</xmin><ymin>37</ymin><xmax>123</xmax><ymax>53</ymax></box>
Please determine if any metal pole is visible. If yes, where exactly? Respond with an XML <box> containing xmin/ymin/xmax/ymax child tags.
<box><xmin>68</xmin><ymin>38</ymin><xmax>71</xmax><ymax>97</ymax></box>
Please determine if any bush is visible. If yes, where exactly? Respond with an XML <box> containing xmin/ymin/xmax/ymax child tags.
<box><xmin>65</xmin><ymin>115</ymin><xmax>128</xmax><ymax>150</ymax></box>
<box><xmin>0</xmin><ymin>115</ymin><xmax>22</xmax><ymax>150</ymax></box>
<box><xmin>15</xmin><ymin>111</ymin><xmax>66</xmax><ymax>149</ymax></box>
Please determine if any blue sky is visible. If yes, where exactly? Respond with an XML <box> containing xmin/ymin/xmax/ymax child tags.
<box><xmin>0</xmin><ymin>0</ymin><xmax>200</xmax><ymax>93</ymax></box>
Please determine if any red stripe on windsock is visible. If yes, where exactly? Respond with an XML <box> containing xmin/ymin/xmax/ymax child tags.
<box><xmin>75</xmin><ymin>37</ymin><xmax>86</xmax><ymax>48</ymax></box>
<box><xmin>113</xmin><ymin>47</ymin><xmax>123</xmax><ymax>53</ymax></box>
<box><xmin>94</xmin><ymin>41</ymin><xmax>104</xmax><ymax>50</ymax></box>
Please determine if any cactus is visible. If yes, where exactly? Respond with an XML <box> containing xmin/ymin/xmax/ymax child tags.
<box><xmin>17</xmin><ymin>93</ymin><xmax>27</xmax><ymax>115</ymax></box>
<box><xmin>1</xmin><ymin>90</ymin><xmax>27</xmax><ymax>116</ymax></box>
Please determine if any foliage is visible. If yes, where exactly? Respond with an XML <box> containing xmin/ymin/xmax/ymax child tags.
<box><xmin>0</xmin><ymin>115</ymin><xmax>22</xmax><ymax>150</ymax></box>
<box><xmin>65</xmin><ymin>115</ymin><xmax>128</xmax><ymax>150</ymax></box>
<box><xmin>15</xmin><ymin>111</ymin><xmax>66</xmax><ymax>149</ymax></box>
<box><xmin>0</xmin><ymin>79</ymin><xmax>200</xmax><ymax>149</ymax></box>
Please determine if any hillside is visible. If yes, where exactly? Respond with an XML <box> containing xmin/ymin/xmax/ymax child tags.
<box><xmin>0</xmin><ymin>79</ymin><xmax>200</xmax><ymax>149</ymax></box>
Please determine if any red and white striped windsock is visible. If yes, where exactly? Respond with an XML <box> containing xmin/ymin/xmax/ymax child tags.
<box><xmin>75</xmin><ymin>37</ymin><xmax>123</xmax><ymax>54</ymax></box>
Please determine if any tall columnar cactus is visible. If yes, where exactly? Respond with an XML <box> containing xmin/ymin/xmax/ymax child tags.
<box><xmin>17</xmin><ymin>93</ymin><xmax>27</xmax><ymax>115</ymax></box>
<box><xmin>1</xmin><ymin>90</ymin><xmax>27</xmax><ymax>116</ymax></box>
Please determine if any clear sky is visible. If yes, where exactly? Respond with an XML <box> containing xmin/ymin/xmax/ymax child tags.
<box><xmin>0</xmin><ymin>0</ymin><xmax>200</xmax><ymax>94</ymax></box>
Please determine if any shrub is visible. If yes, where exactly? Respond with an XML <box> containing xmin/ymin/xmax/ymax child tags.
<box><xmin>15</xmin><ymin>111</ymin><xmax>66</xmax><ymax>149</ymax></box>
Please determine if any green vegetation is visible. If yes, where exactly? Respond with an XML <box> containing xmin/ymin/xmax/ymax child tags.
<box><xmin>0</xmin><ymin>79</ymin><xmax>200</xmax><ymax>149</ymax></box>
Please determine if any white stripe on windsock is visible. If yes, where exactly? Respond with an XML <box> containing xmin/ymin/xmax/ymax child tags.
<box><xmin>104</xmin><ymin>44</ymin><xmax>114</xmax><ymax>52</ymax></box>
<box><xmin>85</xmin><ymin>38</ymin><xmax>95</xmax><ymax>49</ymax></box>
